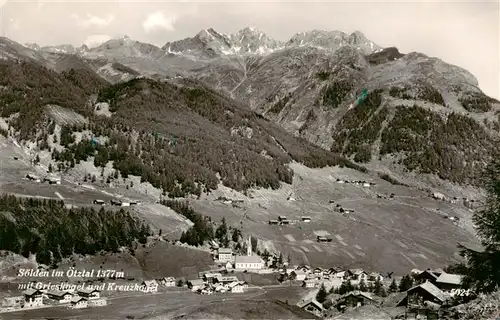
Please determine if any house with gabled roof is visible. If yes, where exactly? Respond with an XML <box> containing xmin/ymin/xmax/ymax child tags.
<box><xmin>203</xmin><ymin>272</ymin><xmax>223</xmax><ymax>283</ymax></box>
<box><xmin>161</xmin><ymin>277</ymin><xmax>176</xmax><ymax>287</ymax></box>
<box><xmin>22</xmin><ymin>288</ymin><xmax>43</xmax><ymax>308</ymax></box>
<box><xmin>369</xmin><ymin>272</ymin><xmax>384</xmax><ymax>282</ymax></box>
<box><xmin>70</xmin><ymin>296</ymin><xmax>88</xmax><ymax>309</ymax></box>
<box><xmin>141</xmin><ymin>280</ymin><xmax>158</xmax><ymax>293</ymax></box>
<box><xmin>297</xmin><ymin>299</ymin><xmax>324</xmax><ymax>317</ymax></box>
<box><xmin>77</xmin><ymin>288</ymin><xmax>101</xmax><ymax>300</ymax></box>
<box><xmin>334</xmin><ymin>291</ymin><xmax>374</xmax><ymax>311</ymax></box>
<box><xmin>215</xmin><ymin>275</ymin><xmax>239</xmax><ymax>284</ymax></box>
<box><xmin>435</xmin><ymin>273</ymin><xmax>463</xmax><ymax>291</ymax></box>
<box><xmin>291</xmin><ymin>270</ymin><xmax>307</xmax><ymax>281</ymax></box>
<box><xmin>187</xmin><ymin>279</ymin><xmax>205</xmax><ymax>291</ymax></box>
<box><xmin>397</xmin><ymin>280</ymin><xmax>450</xmax><ymax>307</ymax></box>
<box><xmin>345</xmin><ymin>269</ymin><xmax>368</xmax><ymax>281</ymax></box>
<box><xmin>303</xmin><ymin>279</ymin><xmax>317</xmax><ymax>288</ymax></box>
<box><xmin>217</xmin><ymin>248</ymin><xmax>233</xmax><ymax>262</ymax></box>
<box><xmin>234</xmin><ymin>255</ymin><xmax>263</xmax><ymax>270</ymax></box>
<box><xmin>47</xmin><ymin>290</ymin><xmax>73</xmax><ymax>303</ymax></box>
<box><xmin>414</xmin><ymin>269</ymin><xmax>440</xmax><ymax>284</ymax></box>
<box><xmin>313</xmin><ymin>267</ymin><xmax>324</xmax><ymax>276</ymax></box>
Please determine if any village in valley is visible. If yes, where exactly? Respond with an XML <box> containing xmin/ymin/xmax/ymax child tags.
<box><xmin>0</xmin><ymin>223</ymin><xmax>481</xmax><ymax>319</ymax></box>
<box><xmin>0</xmin><ymin>172</ymin><xmax>484</xmax><ymax>318</ymax></box>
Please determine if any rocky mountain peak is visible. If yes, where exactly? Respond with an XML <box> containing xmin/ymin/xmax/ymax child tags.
<box><xmin>230</xmin><ymin>26</ymin><xmax>284</xmax><ymax>54</ymax></box>
<box><xmin>286</xmin><ymin>29</ymin><xmax>380</xmax><ymax>54</ymax></box>
<box><xmin>24</xmin><ymin>42</ymin><xmax>41</xmax><ymax>51</ymax></box>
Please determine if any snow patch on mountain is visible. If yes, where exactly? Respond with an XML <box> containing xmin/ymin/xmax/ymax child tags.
<box><xmin>161</xmin><ymin>27</ymin><xmax>380</xmax><ymax>59</ymax></box>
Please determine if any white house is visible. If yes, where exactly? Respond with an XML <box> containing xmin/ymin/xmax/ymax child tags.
<box><xmin>369</xmin><ymin>272</ymin><xmax>384</xmax><ymax>282</ymax></box>
<box><xmin>204</xmin><ymin>272</ymin><xmax>223</xmax><ymax>283</ymax></box>
<box><xmin>161</xmin><ymin>277</ymin><xmax>176</xmax><ymax>287</ymax></box>
<box><xmin>225</xmin><ymin>261</ymin><xmax>234</xmax><ymax>270</ymax></box>
<box><xmin>303</xmin><ymin>279</ymin><xmax>317</xmax><ymax>288</ymax></box>
<box><xmin>214</xmin><ymin>285</ymin><xmax>227</xmax><ymax>293</ymax></box>
<box><xmin>297</xmin><ymin>265</ymin><xmax>311</xmax><ymax>273</ymax></box>
<box><xmin>313</xmin><ymin>268</ymin><xmax>324</xmax><ymax>276</ymax></box>
<box><xmin>70</xmin><ymin>297</ymin><xmax>88</xmax><ymax>309</ymax></box>
<box><xmin>77</xmin><ymin>288</ymin><xmax>100</xmax><ymax>300</ymax></box>
<box><xmin>215</xmin><ymin>275</ymin><xmax>239</xmax><ymax>284</ymax></box>
<box><xmin>291</xmin><ymin>270</ymin><xmax>307</xmax><ymax>281</ymax></box>
<box><xmin>88</xmin><ymin>298</ymin><xmax>107</xmax><ymax>307</ymax></box>
<box><xmin>141</xmin><ymin>280</ymin><xmax>159</xmax><ymax>293</ymax></box>
<box><xmin>217</xmin><ymin>248</ymin><xmax>233</xmax><ymax>262</ymax></box>
<box><xmin>47</xmin><ymin>290</ymin><xmax>73</xmax><ymax>304</ymax></box>
<box><xmin>235</xmin><ymin>255</ymin><xmax>264</xmax><ymax>270</ymax></box>
<box><xmin>285</xmin><ymin>267</ymin><xmax>296</xmax><ymax>274</ymax></box>
<box><xmin>188</xmin><ymin>279</ymin><xmax>205</xmax><ymax>291</ymax></box>
<box><xmin>230</xmin><ymin>283</ymin><xmax>244</xmax><ymax>293</ymax></box>
<box><xmin>218</xmin><ymin>248</ymin><xmax>233</xmax><ymax>262</ymax></box>
<box><xmin>346</xmin><ymin>269</ymin><xmax>368</xmax><ymax>281</ymax></box>
<box><xmin>432</xmin><ymin>192</ymin><xmax>446</xmax><ymax>201</ymax></box>
<box><xmin>22</xmin><ymin>289</ymin><xmax>43</xmax><ymax>308</ymax></box>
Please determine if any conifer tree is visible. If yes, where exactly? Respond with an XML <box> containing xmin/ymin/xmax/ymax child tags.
<box><xmin>389</xmin><ymin>278</ymin><xmax>398</xmax><ymax>293</ymax></box>
<box><xmin>316</xmin><ymin>283</ymin><xmax>327</xmax><ymax>303</ymax></box>
<box><xmin>399</xmin><ymin>275</ymin><xmax>414</xmax><ymax>292</ymax></box>
<box><xmin>359</xmin><ymin>279</ymin><xmax>368</xmax><ymax>291</ymax></box>
<box><xmin>460</xmin><ymin>159</ymin><xmax>500</xmax><ymax>293</ymax></box>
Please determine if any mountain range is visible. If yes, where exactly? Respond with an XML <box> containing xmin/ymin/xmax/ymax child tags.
<box><xmin>1</xmin><ymin>26</ymin><xmax>499</xmax><ymax>190</ymax></box>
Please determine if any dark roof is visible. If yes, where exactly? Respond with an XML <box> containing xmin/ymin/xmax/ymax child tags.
<box><xmin>416</xmin><ymin>270</ymin><xmax>439</xmax><ymax>280</ymax></box>
<box><xmin>338</xmin><ymin>290</ymin><xmax>373</xmax><ymax>301</ymax></box>
<box><xmin>22</xmin><ymin>289</ymin><xmax>42</xmax><ymax>296</ymax></box>
<box><xmin>77</xmin><ymin>288</ymin><xmax>100</xmax><ymax>294</ymax></box>
<box><xmin>407</xmin><ymin>281</ymin><xmax>450</xmax><ymax>302</ymax></box>
<box><xmin>436</xmin><ymin>273</ymin><xmax>463</xmax><ymax>285</ymax></box>
<box><xmin>458</xmin><ymin>241</ymin><xmax>485</xmax><ymax>253</ymax></box>
<box><xmin>297</xmin><ymin>299</ymin><xmax>323</xmax><ymax>310</ymax></box>
<box><xmin>47</xmin><ymin>290</ymin><xmax>72</xmax><ymax>297</ymax></box>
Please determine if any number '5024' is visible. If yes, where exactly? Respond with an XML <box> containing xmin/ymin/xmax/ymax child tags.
<box><xmin>451</xmin><ymin>288</ymin><xmax>472</xmax><ymax>296</ymax></box>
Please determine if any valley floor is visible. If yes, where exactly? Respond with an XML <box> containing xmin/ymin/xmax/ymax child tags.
<box><xmin>0</xmin><ymin>287</ymin><xmax>308</xmax><ymax>320</ymax></box>
<box><xmin>0</xmin><ymin>135</ymin><xmax>480</xmax><ymax>277</ymax></box>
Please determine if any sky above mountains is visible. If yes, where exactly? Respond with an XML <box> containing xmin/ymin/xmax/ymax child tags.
<box><xmin>0</xmin><ymin>0</ymin><xmax>498</xmax><ymax>99</ymax></box>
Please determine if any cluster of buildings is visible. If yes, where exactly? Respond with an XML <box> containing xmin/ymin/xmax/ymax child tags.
<box><xmin>283</xmin><ymin>266</ymin><xmax>384</xmax><ymax>288</ymax></box>
<box><xmin>331</xmin><ymin>204</ymin><xmax>355</xmax><ymax>215</ymax></box>
<box><xmin>299</xmin><ymin>290</ymin><xmax>375</xmax><ymax>317</ymax></box>
<box><xmin>431</xmin><ymin>192</ymin><xmax>480</xmax><ymax>210</ymax></box>
<box><xmin>335</xmin><ymin>179</ymin><xmax>376</xmax><ymax>187</ymax></box>
<box><xmin>93</xmin><ymin>199</ymin><xmax>141</xmax><ymax>206</ymax></box>
<box><xmin>215</xmin><ymin>237</ymin><xmax>265</xmax><ymax>271</ymax></box>
<box><xmin>268</xmin><ymin>215</ymin><xmax>311</xmax><ymax>226</ymax></box>
<box><xmin>1</xmin><ymin>287</ymin><xmax>106</xmax><ymax>311</ymax></box>
<box><xmin>25</xmin><ymin>173</ymin><xmax>61</xmax><ymax>184</ymax></box>
<box><xmin>186</xmin><ymin>274</ymin><xmax>249</xmax><ymax>294</ymax></box>
<box><xmin>296</xmin><ymin>266</ymin><xmax>468</xmax><ymax>318</ymax></box>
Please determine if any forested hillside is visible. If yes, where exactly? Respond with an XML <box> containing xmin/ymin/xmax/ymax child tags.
<box><xmin>0</xmin><ymin>60</ymin><xmax>365</xmax><ymax>197</ymax></box>
<box><xmin>0</xmin><ymin>195</ymin><xmax>151</xmax><ymax>265</ymax></box>
<box><xmin>330</xmin><ymin>88</ymin><xmax>499</xmax><ymax>185</ymax></box>
<box><xmin>0</xmin><ymin>61</ymin><xmax>108</xmax><ymax>140</ymax></box>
